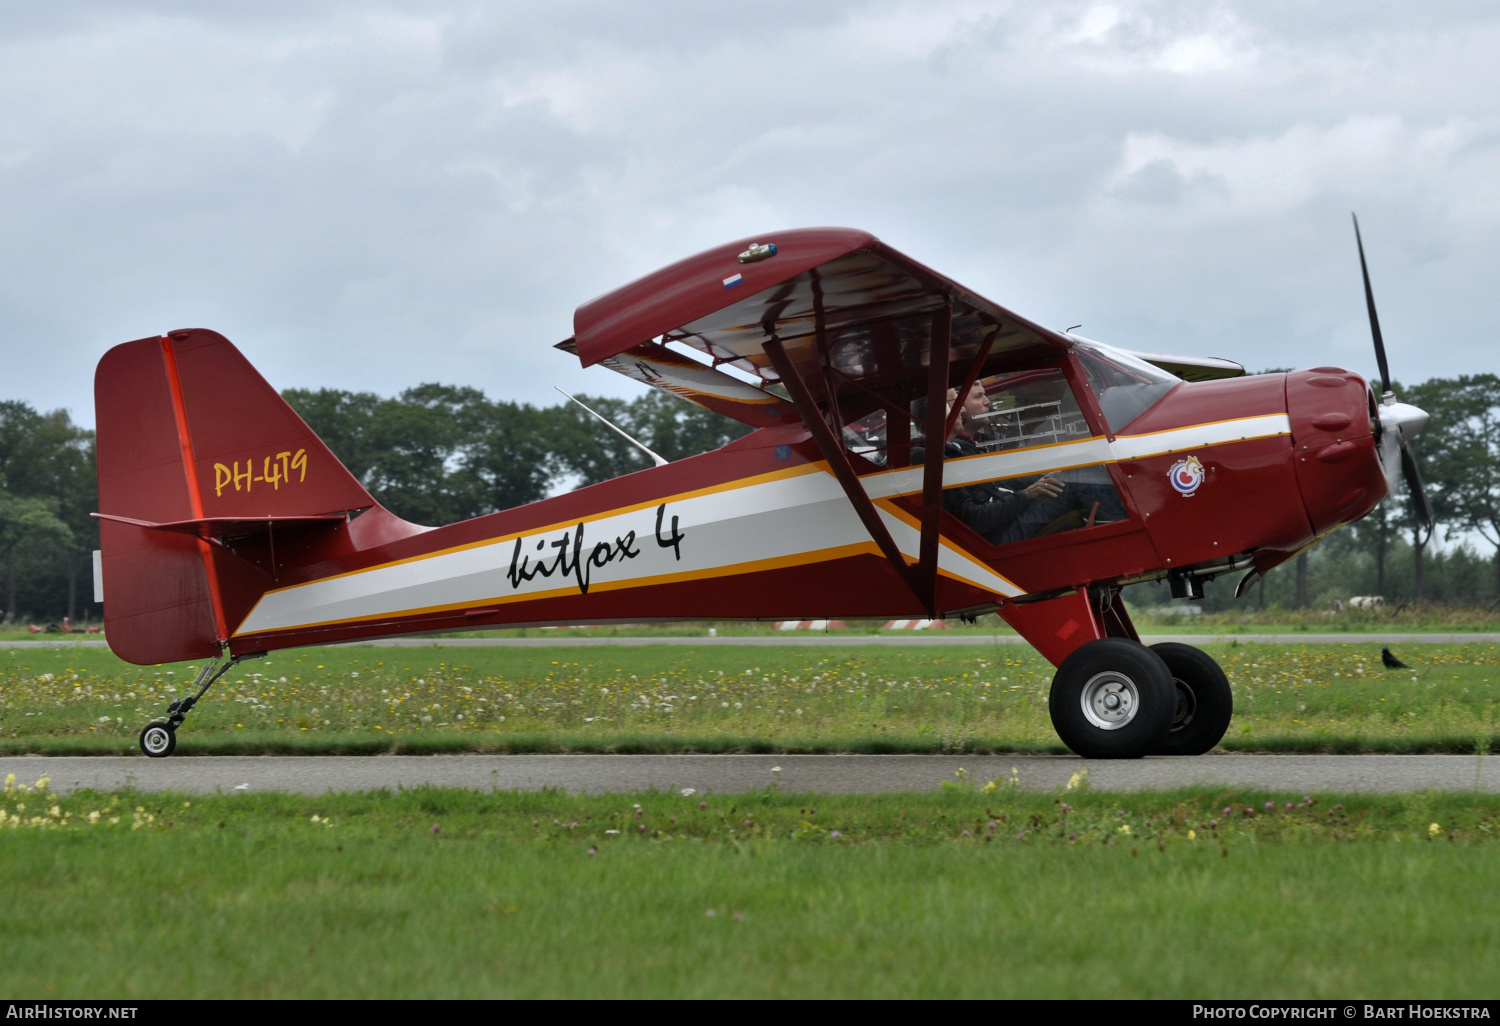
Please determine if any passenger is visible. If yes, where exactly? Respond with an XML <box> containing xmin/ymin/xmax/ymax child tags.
<box><xmin>976</xmin><ymin>378</ymin><xmax>1128</xmax><ymax>540</ymax></box>
<box><xmin>990</xmin><ymin>470</ymin><xmax>1128</xmax><ymax>544</ymax></box>
<box><xmin>913</xmin><ymin>382</ymin><xmax>1064</xmax><ymax>544</ymax></box>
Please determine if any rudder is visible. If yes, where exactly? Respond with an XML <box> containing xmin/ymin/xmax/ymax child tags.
<box><xmin>95</xmin><ymin>329</ymin><xmax>375</xmax><ymax>664</ymax></box>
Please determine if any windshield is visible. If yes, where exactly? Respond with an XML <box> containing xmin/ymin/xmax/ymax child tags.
<box><xmin>1071</xmin><ymin>339</ymin><xmax>1179</xmax><ymax>433</ymax></box>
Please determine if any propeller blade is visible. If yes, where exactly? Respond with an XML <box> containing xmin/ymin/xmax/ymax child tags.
<box><xmin>1400</xmin><ymin>445</ymin><xmax>1433</xmax><ymax>531</ymax></box>
<box><xmin>1353</xmin><ymin>213</ymin><xmax>1392</xmax><ymax>396</ymax></box>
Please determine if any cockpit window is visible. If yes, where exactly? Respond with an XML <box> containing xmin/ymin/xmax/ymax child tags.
<box><xmin>843</xmin><ymin>407</ymin><xmax>889</xmax><ymax>462</ymax></box>
<box><xmin>1071</xmin><ymin>339</ymin><xmax>1179</xmax><ymax>433</ymax></box>
<box><xmin>970</xmin><ymin>367</ymin><xmax>1092</xmax><ymax>452</ymax></box>
<box><xmin>839</xmin><ymin>366</ymin><xmax>1093</xmax><ymax>466</ymax></box>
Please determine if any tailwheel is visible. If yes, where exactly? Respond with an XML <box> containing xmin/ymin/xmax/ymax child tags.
<box><xmin>134</xmin><ymin>652</ymin><xmax>258</xmax><ymax>759</ymax></box>
<box><xmin>140</xmin><ymin>721</ymin><xmax>176</xmax><ymax>759</ymax></box>
<box><xmin>1048</xmin><ymin>638</ymin><xmax>1175</xmax><ymax>759</ymax></box>
<box><xmin>1149</xmin><ymin>642</ymin><xmax>1233</xmax><ymax>756</ymax></box>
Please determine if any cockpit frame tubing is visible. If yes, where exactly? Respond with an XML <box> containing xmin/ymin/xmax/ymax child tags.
<box><xmin>763</xmin><ymin>335</ymin><xmax>933</xmax><ymax>612</ymax></box>
<box><xmin>942</xmin><ymin>326</ymin><xmax>997</xmax><ymax>442</ymax></box>
<box><xmin>917</xmin><ymin>303</ymin><xmax>953</xmax><ymax>614</ymax></box>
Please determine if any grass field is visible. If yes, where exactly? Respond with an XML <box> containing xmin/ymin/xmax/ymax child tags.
<box><xmin>1126</xmin><ymin>604</ymin><xmax>1500</xmax><ymax>634</ymax></box>
<box><xmin>5</xmin><ymin>604</ymin><xmax>1500</xmax><ymax>643</ymax></box>
<box><xmin>2</xmin><ymin>775</ymin><xmax>1497</xmax><ymax>998</ymax></box>
<box><xmin>3</xmin><ymin>639</ymin><xmax>1498</xmax><ymax>755</ymax></box>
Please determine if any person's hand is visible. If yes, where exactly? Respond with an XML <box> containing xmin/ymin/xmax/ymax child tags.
<box><xmin>1023</xmin><ymin>474</ymin><xmax>1064</xmax><ymax>500</ymax></box>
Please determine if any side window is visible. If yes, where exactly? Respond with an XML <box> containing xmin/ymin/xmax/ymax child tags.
<box><xmin>944</xmin><ymin>462</ymin><xmax>1126</xmax><ymax>548</ymax></box>
<box><xmin>941</xmin><ymin>367</ymin><xmax>1126</xmax><ymax>548</ymax></box>
<box><xmin>970</xmin><ymin>368</ymin><xmax>1093</xmax><ymax>451</ymax></box>
<box><xmin>842</xmin><ymin>407</ymin><xmax>891</xmax><ymax>464</ymax></box>
<box><xmin>840</xmin><ymin>366</ymin><xmax>1093</xmax><ymax>467</ymax></box>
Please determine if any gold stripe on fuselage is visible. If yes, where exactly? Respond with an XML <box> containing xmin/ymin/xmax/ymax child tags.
<box><xmin>233</xmin><ymin>539</ymin><xmax>881</xmax><ymax>637</ymax></box>
<box><xmin>235</xmin><ymin>413</ymin><xmax>1291</xmax><ymax>636</ymax></box>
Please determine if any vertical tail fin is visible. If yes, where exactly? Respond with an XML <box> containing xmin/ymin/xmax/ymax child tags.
<box><xmin>95</xmin><ymin>329</ymin><xmax>375</xmax><ymax>664</ymax></box>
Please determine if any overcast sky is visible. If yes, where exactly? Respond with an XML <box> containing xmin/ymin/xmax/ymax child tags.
<box><xmin>4</xmin><ymin>1</ymin><xmax>1497</xmax><ymax>427</ymax></box>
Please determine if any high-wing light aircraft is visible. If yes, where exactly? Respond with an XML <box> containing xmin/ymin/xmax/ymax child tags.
<box><xmin>95</xmin><ymin>221</ymin><xmax>1429</xmax><ymax>759</ymax></box>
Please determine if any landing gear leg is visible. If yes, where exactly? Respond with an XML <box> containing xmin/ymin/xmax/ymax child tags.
<box><xmin>138</xmin><ymin>653</ymin><xmax>254</xmax><ymax>758</ymax></box>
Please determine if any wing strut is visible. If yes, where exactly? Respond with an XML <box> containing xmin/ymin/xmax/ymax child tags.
<box><xmin>917</xmin><ymin>304</ymin><xmax>952</xmax><ymax>613</ymax></box>
<box><xmin>763</xmin><ymin>304</ymin><xmax>953</xmax><ymax>616</ymax></box>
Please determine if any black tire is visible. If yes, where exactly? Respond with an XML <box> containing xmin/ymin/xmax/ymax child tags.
<box><xmin>1048</xmin><ymin>638</ymin><xmax>1176</xmax><ymax>759</ymax></box>
<box><xmin>1149</xmin><ymin>643</ymin><xmax>1233</xmax><ymax>755</ymax></box>
<box><xmin>140</xmin><ymin>721</ymin><xmax>176</xmax><ymax>758</ymax></box>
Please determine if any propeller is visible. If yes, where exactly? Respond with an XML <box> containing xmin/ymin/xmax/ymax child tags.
<box><xmin>1353</xmin><ymin>213</ymin><xmax>1432</xmax><ymax>531</ymax></box>
<box><xmin>1400</xmin><ymin>446</ymin><xmax>1432</xmax><ymax>528</ymax></box>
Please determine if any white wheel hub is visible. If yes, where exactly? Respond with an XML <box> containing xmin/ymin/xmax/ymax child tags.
<box><xmin>1080</xmin><ymin>671</ymin><xmax>1140</xmax><ymax>731</ymax></box>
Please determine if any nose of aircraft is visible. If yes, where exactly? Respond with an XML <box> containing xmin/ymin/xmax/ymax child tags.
<box><xmin>1286</xmin><ymin>369</ymin><xmax>1389</xmax><ymax>535</ymax></box>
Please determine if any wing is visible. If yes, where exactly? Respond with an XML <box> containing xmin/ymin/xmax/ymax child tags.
<box><xmin>555</xmin><ymin>337</ymin><xmax>797</xmax><ymax>428</ymax></box>
<box><xmin>565</xmin><ymin>228</ymin><xmax>1082</xmax><ymax>616</ymax></box>
<box><xmin>568</xmin><ymin>228</ymin><xmax>1074</xmax><ymax>410</ymax></box>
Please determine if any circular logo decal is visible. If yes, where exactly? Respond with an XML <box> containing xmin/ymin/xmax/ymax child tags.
<box><xmin>775</xmin><ymin>444</ymin><xmax>791</xmax><ymax>461</ymax></box>
<box><xmin>1168</xmin><ymin>455</ymin><xmax>1205</xmax><ymax>496</ymax></box>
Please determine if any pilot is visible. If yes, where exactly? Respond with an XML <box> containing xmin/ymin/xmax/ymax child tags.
<box><xmin>914</xmin><ymin>382</ymin><xmax>1064</xmax><ymax>544</ymax></box>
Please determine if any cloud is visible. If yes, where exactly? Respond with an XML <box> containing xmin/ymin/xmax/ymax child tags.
<box><xmin>0</xmin><ymin>0</ymin><xmax>1497</xmax><ymax>429</ymax></box>
<box><xmin>1109</xmin><ymin>117</ymin><xmax>1471</xmax><ymax>217</ymax></box>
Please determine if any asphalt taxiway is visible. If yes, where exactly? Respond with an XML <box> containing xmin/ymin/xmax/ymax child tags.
<box><xmin>3</xmin><ymin>753</ymin><xmax>1497</xmax><ymax>796</ymax></box>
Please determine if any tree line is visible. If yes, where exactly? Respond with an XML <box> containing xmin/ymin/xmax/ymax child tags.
<box><xmin>279</xmin><ymin>385</ymin><xmax>751</xmax><ymax>526</ymax></box>
<box><xmin>0</xmin><ymin>402</ymin><xmax>96</xmax><ymax>624</ymax></box>
<box><xmin>0</xmin><ymin>387</ymin><xmax>749</xmax><ymax>623</ymax></box>
<box><xmin>3</xmin><ymin>373</ymin><xmax>1497</xmax><ymax>623</ymax></box>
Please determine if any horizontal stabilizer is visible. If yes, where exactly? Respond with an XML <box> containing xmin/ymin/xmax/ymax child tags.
<box><xmin>1125</xmin><ymin>350</ymin><xmax>1245</xmax><ymax>382</ymax></box>
<box><xmin>93</xmin><ymin>511</ymin><xmax>348</xmax><ymax>537</ymax></box>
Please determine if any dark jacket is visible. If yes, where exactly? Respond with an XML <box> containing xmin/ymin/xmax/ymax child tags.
<box><xmin>912</xmin><ymin>436</ymin><xmax>1028</xmax><ymax>543</ymax></box>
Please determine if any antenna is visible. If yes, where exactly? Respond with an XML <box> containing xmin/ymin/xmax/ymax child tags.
<box><xmin>554</xmin><ymin>388</ymin><xmax>669</xmax><ymax>467</ymax></box>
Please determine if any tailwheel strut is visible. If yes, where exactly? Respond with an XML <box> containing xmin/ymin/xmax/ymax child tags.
<box><xmin>139</xmin><ymin>652</ymin><xmax>260</xmax><ymax>758</ymax></box>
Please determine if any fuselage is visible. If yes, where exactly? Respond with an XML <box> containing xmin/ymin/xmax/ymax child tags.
<box><xmin>217</xmin><ymin>359</ymin><xmax>1385</xmax><ymax>658</ymax></box>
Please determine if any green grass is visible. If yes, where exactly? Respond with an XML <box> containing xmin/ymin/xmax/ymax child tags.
<box><xmin>1128</xmin><ymin>604</ymin><xmax>1500</xmax><ymax>634</ymax></box>
<box><xmin>6</xmin><ymin>603</ymin><xmax>1500</xmax><ymax>644</ymax></box>
<box><xmin>3</xmin><ymin>779</ymin><xmax>1498</xmax><ymax>998</ymax></box>
<box><xmin>4</xmin><ymin>640</ymin><xmax>1500</xmax><ymax>755</ymax></box>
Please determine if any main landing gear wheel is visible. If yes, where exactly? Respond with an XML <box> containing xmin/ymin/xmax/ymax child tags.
<box><xmin>1048</xmin><ymin>638</ymin><xmax>1175</xmax><ymax>759</ymax></box>
<box><xmin>140</xmin><ymin>721</ymin><xmax>176</xmax><ymax>758</ymax></box>
<box><xmin>1149</xmin><ymin>642</ymin><xmax>1233</xmax><ymax>756</ymax></box>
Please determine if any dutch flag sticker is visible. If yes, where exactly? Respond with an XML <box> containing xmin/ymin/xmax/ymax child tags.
<box><xmin>722</xmin><ymin>273</ymin><xmax>744</xmax><ymax>289</ymax></box>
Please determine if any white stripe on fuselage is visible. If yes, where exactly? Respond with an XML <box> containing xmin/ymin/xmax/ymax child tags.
<box><xmin>1108</xmin><ymin>414</ymin><xmax>1291</xmax><ymax>461</ymax></box>
<box><xmin>233</xmin><ymin>469</ymin><xmax>1024</xmax><ymax>636</ymax></box>
<box><xmin>231</xmin><ymin>413</ymin><xmax>1290</xmax><ymax>637</ymax></box>
<box><xmin>868</xmin><ymin>414</ymin><xmax>1291</xmax><ymax>498</ymax></box>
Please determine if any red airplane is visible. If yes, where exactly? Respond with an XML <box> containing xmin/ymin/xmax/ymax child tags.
<box><xmin>94</xmin><ymin>221</ymin><xmax>1428</xmax><ymax>759</ymax></box>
